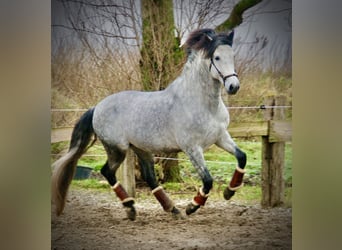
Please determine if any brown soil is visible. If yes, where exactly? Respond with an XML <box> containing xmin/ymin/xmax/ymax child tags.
<box><xmin>51</xmin><ymin>188</ymin><xmax>291</xmax><ymax>250</ymax></box>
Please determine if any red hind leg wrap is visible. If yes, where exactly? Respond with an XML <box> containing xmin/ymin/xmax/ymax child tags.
<box><xmin>192</xmin><ymin>187</ymin><xmax>209</xmax><ymax>206</ymax></box>
<box><xmin>228</xmin><ymin>166</ymin><xmax>246</xmax><ymax>191</ymax></box>
<box><xmin>112</xmin><ymin>182</ymin><xmax>134</xmax><ymax>203</ymax></box>
<box><xmin>152</xmin><ymin>186</ymin><xmax>174</xmax><ymax>212</ymax></box>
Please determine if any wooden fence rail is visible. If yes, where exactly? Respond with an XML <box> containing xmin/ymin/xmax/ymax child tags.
<box><xmin>51</xmin><ymin>95</ymin><xmax>291</xmax><ymax>207</ymax></box>
<box><xmin>51</xmin><ymin>120</ymin><xmax>290</xmax><ymax>144</ymax></box>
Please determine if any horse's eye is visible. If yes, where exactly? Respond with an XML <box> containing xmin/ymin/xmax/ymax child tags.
<box><xmin>215</xmin><ymin>56</ymin><xmax>220</xmax><ymax>61</ymax></box>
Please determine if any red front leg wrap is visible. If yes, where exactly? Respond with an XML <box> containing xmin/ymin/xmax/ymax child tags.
<box><xmin>112</xmin><ymin>182</ymin><xmax>134</xmax><ymax>203</ymax></box>
<box><xmin>228</xmin><ymin>166</ymin><xmax>246</xmax><ymax>191</ymax></box>
<box><xmin>192</xmin><ymin>187</ymin><xmax>209</xmax><ymax>206</ymax></box>
<box><xmin>152</xmin><ymin>186</ymin><xmax>174</xmax><ymax>212</ymax></box>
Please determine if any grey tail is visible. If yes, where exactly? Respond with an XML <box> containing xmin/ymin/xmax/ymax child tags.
<box><xmin>51</xmin><ymin>108</ymin><xmax>95</xmax><ymax>216</ymax></box>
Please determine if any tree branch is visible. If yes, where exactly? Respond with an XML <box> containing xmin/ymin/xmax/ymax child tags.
<box><xmin>57</xmin><ymin>0</ymin><xmax>128</xmax><ymax>9</ymax></box>
<box><xmin>216</xmin><ymin>0</ymin><xmax>263</xmax><ymax>32</ymax></box>
<box><xmin>52</xmin><ymin>24</ymin><xmax>138</xmax><ymax>40</ymax></box>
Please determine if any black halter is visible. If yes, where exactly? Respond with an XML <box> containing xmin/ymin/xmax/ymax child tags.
<box><xmin>209</xmin><ymin>57</ymin><xmax>238</xmax><ymax>82</ymax></box>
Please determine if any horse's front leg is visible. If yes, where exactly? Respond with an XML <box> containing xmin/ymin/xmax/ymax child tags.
<box><xmin>185</xmin><ymin>146</ymin><xmax>213</xmax><ymax>215</ymax></box>
<box><xmin>216</xmin><ymin>131</ymin><xmax>247</xmax><ymax>200</ymax></box>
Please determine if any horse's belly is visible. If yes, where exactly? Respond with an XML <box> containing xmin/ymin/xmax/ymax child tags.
<box><xmin>127</xmin><ymin>130</ymin><xmax>180</xmax><ymax>154</ymax></box>
<box><xmin>199</xmin><ymin>130</ymin><xmax>222</xmax><ymax>150</ymax></box>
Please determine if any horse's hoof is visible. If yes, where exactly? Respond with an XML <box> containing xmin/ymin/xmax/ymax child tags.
<box><xmin>185</xmin><ymin>203</ymin><xmax>200</xmax><ymax>215</ymax></box>
<box><xmin>171</xmin><ymin>207</ymin><xmax>185</xmax><ymax>220</ymax></box>
<box><xmin>125</xmin><ymin>206</ymin><xmax>136</xmax><ymax>221</ymax></box>
<box><xmin>223</xmin><ymin>188</ymin><xmax>235</xmax><ymax>200</ymax></box>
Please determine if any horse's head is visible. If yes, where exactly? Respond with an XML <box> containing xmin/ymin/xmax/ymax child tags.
<box><xmin>185</xmin><ymin>29</ymin><xmax>240</xmax><ymax>95</ymax></box>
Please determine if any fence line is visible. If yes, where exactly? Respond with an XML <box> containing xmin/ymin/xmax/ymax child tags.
<box><xmin>51</xmin><ymin>105</ymin><xmax>292</xmax><ymax>112</ymax></box>
<box><xmin>154</xmin><ymin>156</ymin><xmax>261</xmax><ymax>166</ymax></box>
<box><xmin>51</xmin><ymin>95</ymin><xmax>292</xmax><ymax>207</ymax></box>
<box><xmin>227</xmin><ymin>105</ymin><xmax>292</xmax><ymax>110</ymax></box>
<box><xmin>50</xmin><ymin>153</ymin><xmax>261</xmax><ymax>166</ymax></box>
<box><xmin>51</xmin><ymin>108</ymin><xmax>88</xmax><ymax>112</ymax></box>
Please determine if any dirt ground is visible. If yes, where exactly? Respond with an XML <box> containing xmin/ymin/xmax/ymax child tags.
<box><xmin>51</xmin><ymin>187</ymin><xmax>291</xmax><ymax>250</ymax></box>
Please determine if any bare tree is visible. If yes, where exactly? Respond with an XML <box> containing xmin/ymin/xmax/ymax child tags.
<box><xmin>140</xmin><ymin>0</ymin><xmax>184</xmax><ymax>91</ymax></box>
<box><xmin>52</xmin><ymin>0</ymin><xmax>145</xmax><ymax>118</ymax></box>
<box><xmin>173</xmin><ymin>0</ymin><xmax>236</xmax><ymax>40</ymax></box>
<box><xmin>216</xmin><ymin>0</ymin><xmax>263</xmax><ymax>31</ymax></box>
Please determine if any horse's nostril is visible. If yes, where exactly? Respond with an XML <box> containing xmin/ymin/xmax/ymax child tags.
<box><xmin>227</xmin><ymin>84</ymin><xmax>239</xmax><ymax>95</ymax></box>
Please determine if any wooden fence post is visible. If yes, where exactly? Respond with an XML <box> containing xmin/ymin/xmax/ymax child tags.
<box><xmin>261</xmin><ymin>95</ymin><xmax>286</xmax><ymax>207</ymax></box>
<box><xmin>117</xmin><ymin>148</ymin><xmax>136</xmax><ymax>197</ymax></box>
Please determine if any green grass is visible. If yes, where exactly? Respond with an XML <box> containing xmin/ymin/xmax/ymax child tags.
<box><xmin>51</xmin><ymin>141</ymin><xmax>107</xmax><ymax>169</ymax></box>
<box><xmin>158</xmin><ymin>182</ymin><xmax>291</xmax><ymax>207</ymax></box>
<box><xmin>230</xmin><ymin>185</ymin><xmax>262</xmax><ymax>203</ymax></box>
<box><xmin>177</xmin><ymin>140</ymin><xmax>292</xmax><ymax>186</ymax></box>
<box><xmin>71</xmin><ymin>179</ymin><xmax>109</xmax><ymax>190</ymax></box>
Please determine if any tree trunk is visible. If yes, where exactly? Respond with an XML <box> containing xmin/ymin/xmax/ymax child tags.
<box><xmin>159</xmin><ymin>152</ymin><xmax>182</xmax><ymax>183</ymax></box>
<box><xmin>140</xmin><ymin>0</ymin><xmax>184</xmax><ymax>182</ymax></box>
<box><xmin>140</xmin><ymin>0</ymin><xmax>184</xmax><ymax>91</ymax></box>
<box><xmin>216</xmin><ymin>0</ymin><xmax>263</xmax><ymax>32</ymax></box>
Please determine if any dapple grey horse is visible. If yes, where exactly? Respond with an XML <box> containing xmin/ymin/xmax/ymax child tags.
<box><xmin>52</xmin><ymin>29</ymin><xmax>247</xmax><ymax>220</ymax></box>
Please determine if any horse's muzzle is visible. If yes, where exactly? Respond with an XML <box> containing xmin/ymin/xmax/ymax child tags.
<box><xmin>226</xmin><ymin>83</ymin><xmax>240</xmax><ymax>95</ymax></box>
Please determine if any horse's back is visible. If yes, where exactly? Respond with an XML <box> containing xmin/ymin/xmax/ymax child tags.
<box><xmin>92</xmin><ymin>90</ymin><xmax>178</xmax><ymax>152</ymax></box>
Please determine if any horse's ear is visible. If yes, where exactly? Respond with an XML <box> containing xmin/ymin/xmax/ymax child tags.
<box><xmin>227</xmin><ymin>30</ymin><xmax>234</xmax><ymax>46</ymax></box>
<box><xmin>205</xmin><ymin>33</ymin><xmax>213</xmax><ymax>42</ymax></box>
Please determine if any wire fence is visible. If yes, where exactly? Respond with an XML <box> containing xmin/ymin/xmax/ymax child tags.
<box><xmin>51</xmin><ymin>105</ymin><xmax>292</xmax><ymax>167</ymax></box>
<box><xmin>50</xmin><ymin>153</ymin><xmax>262</xmax><ymax>167</ymax></box>
<box><xmin>51</xmin><ymin>105</ymin><xmax>292</xmax><ymax>112</ymax></box>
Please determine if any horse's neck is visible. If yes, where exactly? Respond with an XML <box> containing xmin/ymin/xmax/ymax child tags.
<box><xmin>173</xmin><ymin>58</ymin><xmax>223</xmax><ymax>110</ymax></box>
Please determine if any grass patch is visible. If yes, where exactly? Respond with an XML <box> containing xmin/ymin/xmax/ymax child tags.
<box><xmin>178</xmin><ymin>140</ymin><xmax>293</xmax><ymax>187</ymax></box>
<box><xmin>231</xmin><ymin>185</ymin><xmax>262</xmax><ymax>204</ymax></box>
<box><xmin>71</xmin><ymin>179</ymin><xmax>109</xmax><ymax>190</ymax></box>
<box><xmin>52</xmin><ymin>140</ymin><xmax>292</xmax><ymax>186</ymax></box>
<box><xmin>162</xmin><ymin>182</ymin><xmax>183</xmax><ymax>191</ymax></box>
<box><xmin>157</xmin><ymin>181</ymin><xmax>291</xmax><ymax>207</ymax></box>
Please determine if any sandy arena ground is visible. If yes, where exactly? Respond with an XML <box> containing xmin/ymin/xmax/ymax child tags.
<box><xmin>52</xmin><ymin>187</ymin><xmax>291</xmax><ymax>250</ymax></box>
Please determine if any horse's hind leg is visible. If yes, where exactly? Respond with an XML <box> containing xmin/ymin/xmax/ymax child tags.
<box><xmin>100</xmin><ymin>144</ymin><xmax>136</xmax><ymax>220</ymax></box>
<box><xmin>131</xmin><ymin>146</ymin><xmax>183</xmax><ymax>219</ymax></box>
<box><xmin>215</xmin><ymin>131</ymin><xmax>247</xmax><ymax>200</ymax></box>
